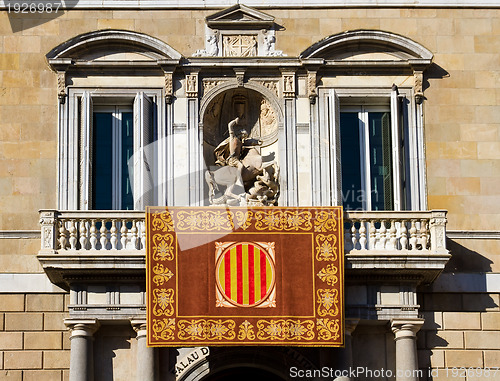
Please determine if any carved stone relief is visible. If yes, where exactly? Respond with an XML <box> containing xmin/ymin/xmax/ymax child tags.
<box><xmin>259</xmin><ymin>98</ymin><xmax>278</xmax><ymax>138</ymax></box>
<box><xmin>186</xmin><ymin>74</ymin><xmax>198</xmax><ymax>98</ymax></box>
<box><xmin>223</xmin><ymin>35</ymin><xmax>257</xmax><ymax>57</ymax></box>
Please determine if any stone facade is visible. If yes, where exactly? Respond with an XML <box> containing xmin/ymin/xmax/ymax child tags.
<box><xmin>0</xmin><ymin>3</ymin><xmax>499</xmax><ymax>380</ymax></box>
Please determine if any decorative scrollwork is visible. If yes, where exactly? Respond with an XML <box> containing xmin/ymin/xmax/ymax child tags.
<box><xmin>316</xmin><ymin>318</ymin><xmax>340</xmax><ymax>341</ymax></box>
<box><xmin>152</xmin><ymin>234</ymin><xmax>175</xmax><ymax>261</ymax></box>
<box><xmin>152</xmin><ymin>264</ymin><xmax>174</xmax><ymax>286</ymax></box>
<box><xmin>257</xmin><ymin>319</ymin><xmax>286</xmax><ymax>340</ymax></box>
<box><xmin>238</xmin><ymin>320</ymin><xmax>256</xmax><ymax>340</ymax></box>
<box><xmin>254</xmin><ymin>210</ymin><xmax>313</xmax><ymax>231</ymax></box>
<box><xmin>178</xmin><ymin>319</ymin><xmax>235</xmax><ymax>340</ymax></box>
<box><xmin>151</xmin><ymin>211</ymin><xmax>174</xmax><ymax>232</ymax></box>
<box><xmin>286</xmin><ymin>319</ymin><xmax>315</xmax><ymax>341</ymax></box>
<box><xmin>314</xmin><ymin>210</ymin><xmax>337</xmax><ymax>233</ymax></box>
<box><xmin>233</xmin><ymin>211</ymin><xmax>253</xmax><ymax>230</ymax></box>
<box><xmin>257</xmin><ymin>319</ymin><xmax>315</xmax><ymax>340</ymax></box>
<box><xmin>315</xmin><ymin>234</ymin><xmax>337</xmax><ymax>261</ymax></box>
<box><xmin>152</xmin><ymin>318</ymin><xmax>176</xmax><ymax>341</ymax></box>
<box><xmin>317</xmin><ymin>289</ymin><xmax>339</xmax><ymax>317</ymax></box>
<box><xmin>317</xmin><ymin>264</ymin><xmax>338</xmax><ymax>286</ymax></box>
<box><xmin>153</xmin><ymin>288</ymin><xmax>175</xmax><ymax>317</ymax></box>
<box><xmin>176</xmin><ymin>210</ymin><xmax>233</xmax><ymax>231</ymax></box>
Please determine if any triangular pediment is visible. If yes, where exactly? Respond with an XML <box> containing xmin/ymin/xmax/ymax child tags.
<box><xmin>206</xmin><ymin>4</ymin><xmax>274</xmax><ymax>29</ymax></box>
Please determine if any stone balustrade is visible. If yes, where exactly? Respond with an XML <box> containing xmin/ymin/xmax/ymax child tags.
<box><xmin>39</xmin><ymin>209</ymin><xmax>447</xmax><ymax>255</ymax></box>
<box><xmin>38</xmin><ymin>209</ymin><xmax>449</xmax><ymax>288</ymax></box>
<box><xmin>344</xmin><ymin>210</ymin><xmax>448</xmax><ymax>254</ymax></box>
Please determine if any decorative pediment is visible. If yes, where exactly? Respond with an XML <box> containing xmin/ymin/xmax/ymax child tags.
<box><xmin>46</xmin><ymin>29</ymin><xmax>182</xmax><ymax>70</ymax></box>
<box><xmin>300</xmin><ymin>30</ymin><xmax>433</xmax><ymax>64</ymax></box>
<box><xmin>206</xmin><ymin>4</ymin><xmax>275</xmax><ymax>29</ymax></box>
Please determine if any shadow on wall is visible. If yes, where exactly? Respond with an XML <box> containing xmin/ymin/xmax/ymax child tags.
<box><xmin>93</xmin><ymin>325</ymin><xmax>134</xmax><ymax>381</ymax></box>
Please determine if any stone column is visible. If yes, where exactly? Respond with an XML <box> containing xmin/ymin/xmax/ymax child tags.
<box><xmin>65</xmin><ymin>319</ymin><xmax>100</xmax><ymax>381</ymax></box>
<box><xmin>333</xmin><ymin>319</ymin><xmax>359</xmax><ymax>381</ymax></box>
<box><xmin>391</xmin><ymin>319</ymin><xmax>424</xmax><ymax>381</ymax></box>
<box><xmin>131</xmin><ymin>319</ymin><xmax>157</xmax><ymax>381</ymax></box>
<box><xmin>280</xmin><ymin>70</ymin><xmax>298</xmax><ymax>206</ymax></box>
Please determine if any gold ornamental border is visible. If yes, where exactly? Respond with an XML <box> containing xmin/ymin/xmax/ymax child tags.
<box><xmin>146</xmin><ymin>206</ymin><xmax>344</xmax><ymax>348</ymax></box>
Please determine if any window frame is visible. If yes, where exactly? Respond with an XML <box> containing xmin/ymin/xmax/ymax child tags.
<box><xmin>316</xmin><ymin>86</ymin><xmax>426</xmax><ymax>211</ymax></box>
<box><xmin>60</xmin><ymin>87</ymin><xmax>165</xmax><ymax>211</ymax></box>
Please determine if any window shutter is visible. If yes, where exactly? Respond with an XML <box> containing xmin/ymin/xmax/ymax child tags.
<box><xmin>391</xmin><ymin>87</ymin><xmax>402</xmax><ymax>211</ymax></box>
<box><xmin>329</xmin><ymin>89</ymin><xmax>342</xmax><ymax>206</ymax></box>
<box><xmin>133</xmin><ymin>92</ymin><xmax>154</xmax><ymax>210</ymax></box>
<box><xmin>80</xmin><ymin>92</ymin><xmax>93</xmax><ymax>210</ymax></box>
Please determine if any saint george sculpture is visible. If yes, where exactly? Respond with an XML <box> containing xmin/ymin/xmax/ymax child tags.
<box><xmin>205</xmin><ymin>117</ymin><xmax>279</xmax><ymax>206</ymax></box>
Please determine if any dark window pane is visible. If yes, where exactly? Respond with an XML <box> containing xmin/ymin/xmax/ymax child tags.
<box><xmin>340</xmin><ymin>112</ymin><xmax>363</xmax><ymax>210</ymax></box>
<box><xmin>93</xmin><ymin>113</ymin><xmax>113</xmax><ymax>210</ymax></box>
<box><xmin>121</xmin><ymin>112</ymin><xmax>134</xmax><ymax>210</ymax></box>
<box><xmin>368</xmin><ymin>112</ymin><xmax>393</xmax><ymax>210</ymax></box>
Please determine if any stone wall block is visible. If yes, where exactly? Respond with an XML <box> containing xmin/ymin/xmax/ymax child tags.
<box><xmin>3</xmin><ymin>351</ymin><xmax>42</xmax><ymax>370</ymax></box>
<box><xmin>26</xmin><ymin>294</ymin><xmax>64</xmax><ymax>312</ymax></box>
<box><xmin>445</xmin><ymin>350</ymin><xmax>483</xmax><ymax>368</ymax></box>
<box><xmin>4</xmin><ymin>313</ymin><xmax>43</xmax><ymax>331</ymax></box>
<box><xmin>24</xmin><ymin>332</ymin><xmax>62</xmax><ymax>350</ymax></box>
<box><xmin>481</xmin><ymin>312</ymin><xmax>500</xmax><ymax>330</ymax></box>
<box><xmin>23</xmin><ymin>370</ymin><xmax>62</xmax><ymax>381</ymax></box>
<box><xmin>443</xmin><ymin>312</ymin><xmax>481</xmax><ymax>330</ymax></box>
<box><xmin>43</xmin><ymin>350</ymin><xmax>70</xmax><ymax>369</ymax></box>
<box><xmin>465</xmin><ymin>331</ymin><xmax>500</xmax><ymax>349</ymax></box>
<box><xmin>0</xmin><ymin>296</ymin><xmax>24</xmax><ymax>312</ymax></box>
<box><xmin>0</xmin><ymin>332</ymin><xmax>23</xmax><ymax>350</ymax></box>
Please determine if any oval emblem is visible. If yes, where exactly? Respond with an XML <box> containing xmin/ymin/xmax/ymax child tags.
<box><xmin>215</xmin><ymin>242</ymin><xmax>275</xmax><ymax>307</ymax></box>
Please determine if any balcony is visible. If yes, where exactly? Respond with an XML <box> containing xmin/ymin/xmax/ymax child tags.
<box><xmin>38</xmin><ymin>209</ymin><xmax>450</xmax><ymax>289</ymax></box>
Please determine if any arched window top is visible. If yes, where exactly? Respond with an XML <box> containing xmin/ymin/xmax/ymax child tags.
<box><xmin>300</xmin><ymin>30</ymin><xmax>433</xmax><ymax>63</ymax></box>
<box><xmin>46</xmin><ymin>29</ymin><xmax>182</xmax><ymax>68</ymax></box>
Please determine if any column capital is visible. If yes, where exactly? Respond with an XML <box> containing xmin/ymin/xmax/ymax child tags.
<box><xmin>131</xmin><ymin>319</ymin><xmax>147</xmax><ymax>339</ymax></box>
<box><xmin>65</xmin><ymin>318</ymin><xmax>100</xmax><ymax>338</ymax></box>
<box><xmin>391</xmin><ymin>318</ymin><xmax>424</xmax><ymax>340</ymax></box>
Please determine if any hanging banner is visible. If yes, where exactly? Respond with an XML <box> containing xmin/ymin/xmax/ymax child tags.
<box><xmin>146</xmin><ymin>206</ymin><xmax>344</xmax><ymax>347</ymax></box>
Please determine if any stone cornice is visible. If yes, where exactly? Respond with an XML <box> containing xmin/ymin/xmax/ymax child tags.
<box><xmin>2</xmin><ymin>1</ymin><xmax>498</xmax><ymax>9</ymax></box>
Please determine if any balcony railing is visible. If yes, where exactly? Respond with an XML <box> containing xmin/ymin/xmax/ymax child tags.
<box><xmin>38</xmin><ymin>209</ymin><xmax>449</xmax><ymax>286</ymax></box>
<box><xmin>39</xmin><ymin>209</ymin><xmax>448</xmax><ymax>254</ymax></box>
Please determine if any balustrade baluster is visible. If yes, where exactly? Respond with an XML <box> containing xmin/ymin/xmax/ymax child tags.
<box><xmin>90</xmin><ymin>219</ymin><xmax>97</xmax><ymax>250</ymax></box>
<box><xmin>400</xmin><ymin>220</ymin><xmax>408</xmax><ymax>250</ymax></box>
<box><xmin>420</xmin><ymin>219</ymin><xmax>428</xmax><ymax>250</ymax></box>
<box><xmin>369</xmin><ymin>219</ymin><xmax>376</xmax><ymax>250</ymax></box>
<box><xmin>388</xmin><ymin>219</ymin><xmax>397</xmax><ymax>250</ymax></box>
<box><xmin>380</xmin><ymin>219</ymin><xmax>387</xmax><ymax>250</ymax></box>
<box><xmin>359</xmin><ymin>219</ymin><xmax>367</xmax><ymax>250</ymax></box>
<box><xmin>140</xmin><ymin>221</ymin><xmax>146</xmax><ymax>250</ymax></box>
<box><xmin>58</xmin><ymin>220</ymin><xmax>68</xmax><ymax>250</ymax></box>
<box><xmin>120</xmin><ymin>219</ymin><xmax>128</xmax><ymax>250</ymax></box>
<box><xmin>409</xmin><ymin>219</ymin><xmax>417</xmax><ymax>250</ymax></box>
<box><xmin>110</xmin><ymin>219</ymin><xmax>117</xmax><ymax>250</ymax></box>
<box><xmin>131</xmin><ymin>220</ymin><xmax>138</xmax><ymax>249</ymax></box>
<box><xmin>351</xmin><ymin>221</ymin><xmax>358</xmax><ymax>251</ymax></box>
<box><xmin>79</xmin><ymin>219</ymin><xmax>88</xmax><ymax>250</ymax></box>
<box><xmin>100</xmin><ymin>219</ymin><xmax>108</xmax><ymax>250</ymax></box>
<box><xmin>69</xmin><ymin>220</ymin><xmax>77</xmax><ymax>250</ymax></box>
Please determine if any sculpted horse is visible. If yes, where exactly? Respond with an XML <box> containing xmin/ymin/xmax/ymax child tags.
<box><xmin>205</xmin><ymin>147</ymin><xmax>278</xmax><ymax>206</ymax></box>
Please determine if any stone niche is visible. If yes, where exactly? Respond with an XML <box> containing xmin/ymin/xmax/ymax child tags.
<box><xmin>202</xmin><ymin>88</ymin><xmax>278</xmax><ymax>168</ymax></box>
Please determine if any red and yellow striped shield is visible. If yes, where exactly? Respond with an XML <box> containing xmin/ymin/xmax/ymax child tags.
<box><xmin>215</xmin><ymin>242</ymin><xmax>275</xmax><ymax>307</ymax></box>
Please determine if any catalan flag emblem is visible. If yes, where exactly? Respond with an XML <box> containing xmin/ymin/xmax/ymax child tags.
<box><xmin>215</xmin><ymin>242</ymin><xmax>276</xmax><ymax>308</ymax></box>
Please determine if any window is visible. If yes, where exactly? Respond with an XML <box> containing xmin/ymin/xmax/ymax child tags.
<box><xmin>92</xmin><ymin>106</ymin><xmax>134</xmax><ymax>210</ymax></box>
<box><xmin>340</xmin><ymin>106</ymin><xmax>395</xmax><ymax>211</ymax></box>
<box><xmin>316</xmin><ymin>87</ymin><xmax>424</xmax><ymax>211</ymax></box>
<box><xmin>64</xmin><ymin>89</ymin><xmax>160</xmax><ymax>211</ymax></box>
